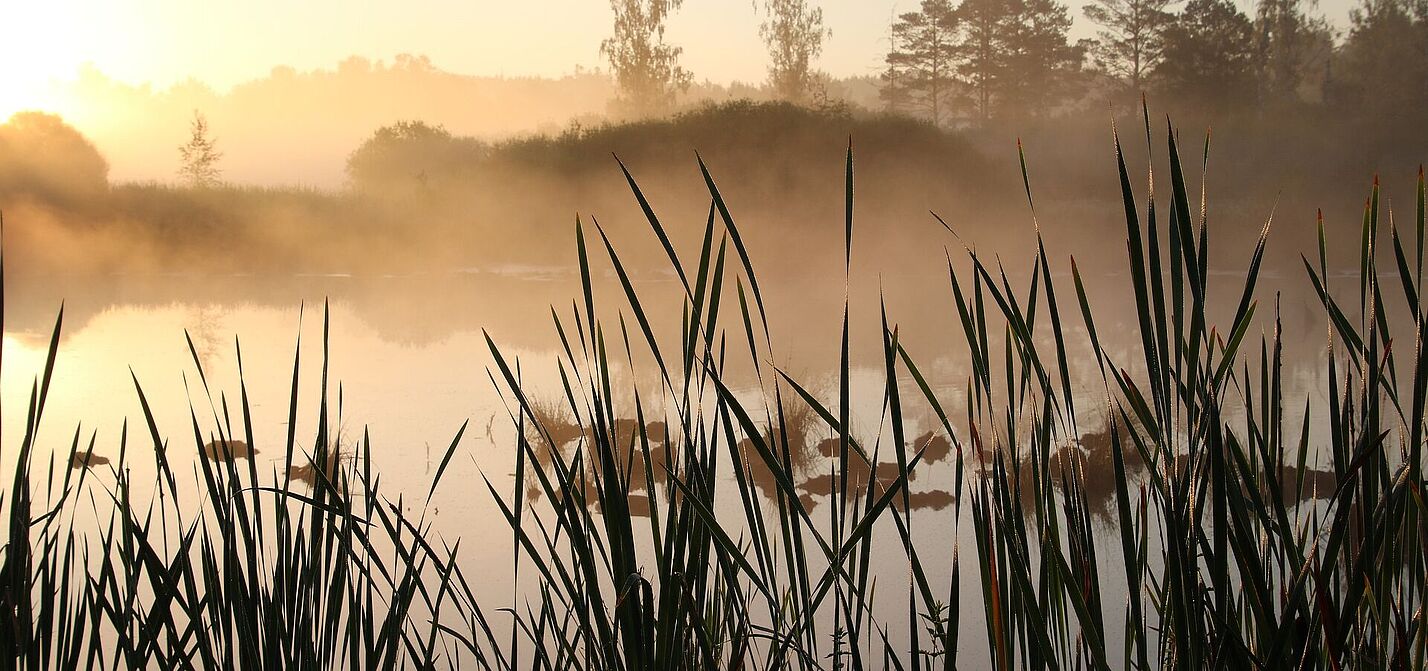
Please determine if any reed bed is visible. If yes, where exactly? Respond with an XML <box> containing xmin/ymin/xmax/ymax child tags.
<box><xmin>1</xmin><ymin>114</ymin><xmax>1425</xmax><ymax>669</ymax></box>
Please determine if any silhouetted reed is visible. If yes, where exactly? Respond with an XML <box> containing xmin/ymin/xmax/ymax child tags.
<box><xmin>2</xmin><ymin>112</ymin><xmax>1425</xmax><ymax>668</ymax></box>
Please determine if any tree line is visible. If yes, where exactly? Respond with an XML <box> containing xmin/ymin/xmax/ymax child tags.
<box><xmin>602</xmin><ymin>0</ymin><xmax>1428</xmax><ymax>128</ymax></box>
<box><xmin>878</xmin><ymin>0</ymin><xmax>1339</xmax><ymax>123</ymax></box>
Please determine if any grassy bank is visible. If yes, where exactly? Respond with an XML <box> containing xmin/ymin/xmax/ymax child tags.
<box><xmin>2</xmin><ymin>102</ymin><xmax>995</xmax><ymax>280</ymax></box>
<box><xmin>1</xmin><ymin>116</ymin><xmax>1425</xmax><ymax>668</ymax></box>
<box><xmin>5</xmin><ymin>100</ymin><xmax>1415</xmax><ymax>284</ymax></box>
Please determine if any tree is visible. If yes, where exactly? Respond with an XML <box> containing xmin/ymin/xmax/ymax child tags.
<box><xmin>955</xmin><ymin>0</ymin><xmax>1016</xmax><ymax>123</ymax></box>
<box><xmin>884</xmin><ymin>0</ymin><xmax>961</xmax><ymax>125</ymax></box>
<box><xmin>881</xmin><ymin>0</ymin><xmax>1084</xmax><ymax>123</ymax></box>
<box><xmin>1253</xmin><ymin>0</ymin><xmax>1332</xmax><ymax>103</ymax></box>
<box><xmin>998</xmin><ymin>0</ymin><xmax>1086</xmax><ymax>116</ymax></box>
<box><xmin>601</xmin><ymin>0</ymin><xmax>693</xmax><ymax>117</ymax></box>
<box><xmin>879</xmin><ymin>57</ymin><xmax>916</xmax><ymax>113</ymax></box>
<box><xmin>178</xmin><ymin>111</ymin><xmax>222</xmax><ymax>188</ymax></box>
<box><xmin>1333</xmin><ymin>0</ymin><xmax>1428</xmax><ymax>118</ymax></box>
<box><xmin>346</xmin><ymin>120</ymin><xmax>487</xmax><ymax>192</ymax></box>
<box><xmin>0</xmin><ymin>112</ymin><xmax>109</xmax><ymax>203</ymax></box>
<box><xmin>1083</xmin><ymin>0</ymin><xmax>1178</xmax><ymax>94</ymax></box>
<box><xmin>1154</xmin><ymin>0</ymin><xmax>1256</xmax><ymax>110</ymax></box>
<box><xmin>760</xmin><ymin>0</ymin><xmax>831</xmax><ymax>102</ymax></box>
<box><xmin>879</xmin><ymin>14</ymin><xmax>917</xmax><ymax>113</ymax></box>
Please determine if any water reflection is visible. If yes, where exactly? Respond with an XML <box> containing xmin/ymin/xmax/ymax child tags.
<box><xmin>516</xmin><ymin>402</ymin><xmax>1337</xmax><ymax>520</ymax></box>
<box><xmin>287</xmin><ymin>451</ymin><xmax>352</xmax><ymax>494</ymax></box>
<box><xmin>202</xmin><ymin>439</ymin><xmax>256</xmax><ymax>461</ymax></box>
<box><xmin>900</xmin><ymin>490</ymin><xmax>957</xmax><ymax>512</ymax></box>
<box><xmin>70</xmin><ymin>450</ymin><xmax>110</xmax><ymax>470</ymax></box>
<box><xmin>1270</xmin><ymin>466</ymin><xmax>1337</xmax><ymax>504</ymax></box>
<box><xmin>978</xmin><ymin>419</ymin><xmax>1340</xmax><ymax>521</ymax></box>
<box><xmin>513</xmin><ymin>391</ymin><xmax>976</xmax><ymax>517</ymax></box>
<box><xmin>518</xmin><ymin>398</ymin><xmax>681</xmax><ymax>506</ymax></box>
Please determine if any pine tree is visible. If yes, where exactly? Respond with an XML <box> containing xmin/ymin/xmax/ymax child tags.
<box><xmin>1083</xmin><ymin>0</ymin><xmax>1178</xmax><ymax>95</ymax></box>
<box><xmin>879</xmin><ymin>14</ymin><xmax>915</xmax><ymax>113</ymax></box>
<box><xmin>956</xmin><ymin>0</ymin><xmax>1015</xmax><ymax>123</ymax></box>
<box><xmin>998</xmin><ymin>0</ymin><xmax>1086</xmax><ymax>116</ymax></box>
<box><xmin>884</xmin><ymin>0</ymin><xmax>961</xmax><ymax>125</ymax></box>
<box><xmin>879</xmin><ymin>57</ymin><xmax>916</xmax><ymax>113</ymax></box>
<box><xmin>178</xmin><ymin>111</ymin><xmax>222</xmax><ymax>188</ymax></box>
<box><xmin>882</xmin><ymin>0</ymin><xmax>1085</xmax><ymax>123</ymax></box>
<box><xmin>1155</xmin><ymin>0</ymin><xmax>1256</xmax><ymax>110</ymax></box>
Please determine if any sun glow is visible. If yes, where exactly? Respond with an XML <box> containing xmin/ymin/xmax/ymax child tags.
<box><xmin>0</xmin><ymin>6</ymin><xmax>72</xmax><ymax>118</ymax></box>
<box><xmin>0</xmin><ymin>2</ymin><xmax>134</xmax><ymax>120</ymax></box>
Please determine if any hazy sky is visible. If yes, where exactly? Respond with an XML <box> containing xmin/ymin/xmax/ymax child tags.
<box><xmin>1</xmin><ymin>0</ymin><xmax>1360</xmax><ymax>117</ymax></box>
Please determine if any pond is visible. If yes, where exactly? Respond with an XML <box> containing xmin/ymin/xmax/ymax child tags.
<box><xmin>0</xmin><ymin>252</ymin><xmax>1355</xmax><ymax>665</ymax></box>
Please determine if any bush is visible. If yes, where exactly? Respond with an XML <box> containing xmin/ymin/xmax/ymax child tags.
<box><xmin>0</xmin><ymin>112</ymin><xmax>110</xmax><ymax>204</ymax></box>
<box><xmin>345</xmin><ymin>120</ymin><xmax>489</xmax><ymax>193</ymax></box>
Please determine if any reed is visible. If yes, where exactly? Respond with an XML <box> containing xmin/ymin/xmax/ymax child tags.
<box><xmin>1</xmin><ymin>110</ymin><xmax>1425</xmax><ymax>668</ymax></box>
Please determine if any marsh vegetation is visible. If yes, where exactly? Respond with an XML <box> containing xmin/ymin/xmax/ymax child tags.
<box><xmin>1</xmin><ymin>113</ymin><xmax>1425</xmax><ymax>667</ymax></box>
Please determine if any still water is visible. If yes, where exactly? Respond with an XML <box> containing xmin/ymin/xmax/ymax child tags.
<box><xmin>0</xmin><ymin>260</ymin><xmax>1339</xmax><ymax>664</ymax></box>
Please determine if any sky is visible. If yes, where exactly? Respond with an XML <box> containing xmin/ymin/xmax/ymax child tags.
<box><xmin>0</xmin><ymin>0</ymin><xmax>1361</xmax><ymax>119</ymax></box>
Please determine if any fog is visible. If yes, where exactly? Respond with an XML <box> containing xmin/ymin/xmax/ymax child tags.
<box><xmin>39</xmin><ymin>58</ymin><xmax>883</xmax><ymax>186</ymax></box>
<box><xmin>0</xmin><ymin>92</ymin><xmax>1401</xmax><ymax>394</ymax></box>
<box><xmin>1</xmin><ymin>73</ymin><xmax>1418</xmax><ymax>334</ymax></box>
<box><xmin>4</xmin><ymin>0</ymin><xmax>1427</xmax><ymax>663</ymax></box>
